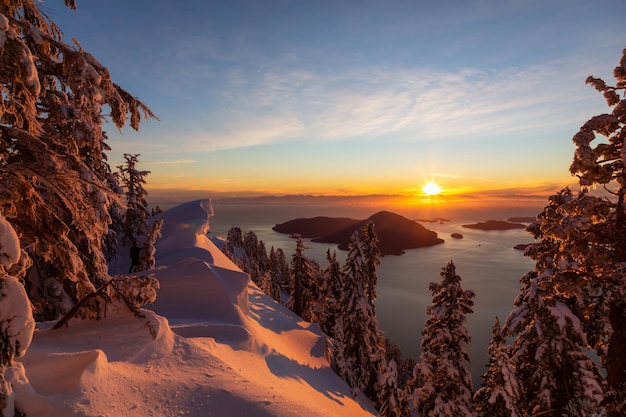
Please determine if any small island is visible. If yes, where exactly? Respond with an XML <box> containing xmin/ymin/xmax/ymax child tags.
<box><xmin>273</xmin><ymin>211</ymin><xmax>444</xmax><ymax>256</ymax></box>
<box><xmin>462</xmin><ymin>220</ymin><xmax>527</xmax><ymax>231</ymax></box>
<box><xmin>508</xmin><ymin>216</ymin><xmax>536</xmax><ymax>223</ymax></box>
<box><xmin>451</xmin><ymin>233</ymin><xmax>464</xmax><ymax>239</ymax></box>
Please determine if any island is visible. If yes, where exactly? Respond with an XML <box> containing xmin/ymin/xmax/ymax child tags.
<box><xmin>273</xmin><ymin>211</ymin><xmax>444</xmax><ymax>256</ymax></box>
<box><xmin>451</xmin><ymin>233</ymin><xmax>464</xmax><ymax>239</ymax></box>
<box><xmin>508</xmin><ymin>216</ymin><xmax>536</xmax><ymax>223</ymax></box>
<box><xmin>462</xmin><ymin>220</ymin><xmax>527</xmax><ymax>231</ymax></box>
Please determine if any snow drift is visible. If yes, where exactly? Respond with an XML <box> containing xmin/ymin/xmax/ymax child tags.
<box><xmin>12</xmin><ymin>199</ymin><xmax>376</xmax><ymax>417</ymax></box>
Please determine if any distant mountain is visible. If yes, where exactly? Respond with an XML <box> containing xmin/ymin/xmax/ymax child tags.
<box><xmin>462</xmin><ymin>220</ymin><xmax>527</xmax><ymax>230</ymax></box>
<box><xmin>273</xmin><ymin>210</ymin><xmax>444</xmax><ymax>256</ymax></box>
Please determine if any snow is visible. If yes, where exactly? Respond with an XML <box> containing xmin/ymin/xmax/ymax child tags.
<box><xmin>12</xmin><ymin>199</ymin><xmax>377</xmax><ymax>417</ymax></box>
<box><xmin>0</xmin><ymin>214</ymin><xmax>21</xmax><ymax>268</ymax></box>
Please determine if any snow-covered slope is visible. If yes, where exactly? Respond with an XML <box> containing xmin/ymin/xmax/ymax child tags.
<box><xmin>13</xmin><ymin>200</ymin><xmax>377</xmax><ymax>417</ymax></box>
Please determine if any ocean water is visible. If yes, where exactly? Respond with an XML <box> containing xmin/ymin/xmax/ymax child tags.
<box><xmin>206</xmin><ymin>201</ymin><xmax>537</xmax><ymax>385</ymax></box>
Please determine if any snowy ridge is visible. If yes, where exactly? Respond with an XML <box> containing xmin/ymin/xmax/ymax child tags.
<box><xmin>13</xmin><ymin>200</ymin><xmax>376</xmax><ymax>417</ymax></box>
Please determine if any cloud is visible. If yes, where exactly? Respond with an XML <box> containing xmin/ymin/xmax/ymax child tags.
<box><xmin>142</xmin><ymin>159</ymin><xmax>197</xmax><ymax>165</ymax></box>
<box><xmin>175</xmin><ymin>57</ymin><xmax>599</xmax><ymax>152</ymax></box>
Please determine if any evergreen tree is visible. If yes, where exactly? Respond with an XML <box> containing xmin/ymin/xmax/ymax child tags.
<box><xmin>137</xmin><ymin>219</ymin><xmax>163</xmax><ymax>272</ymax></box>
<box><xmin>361</xmin><ymin>221</ymin><xmax>380</xmax><ymax>312</ymax></box>
<box><xmin>103</xmin><ymin>171</ymin><xmax>125</xmax><ymax>261</ymax></box>
<box><xmin>269</xmin><ymin>246</ymin><xmax>290</xmax><ymax>298</ymax></box>
<box><xmin>503</xmin><ymin>222</ymin><xmax>605</xmax><ymax>417</ymax></box>
<box><xmin>508</xmin><ymin>48</ymin><xmax>626</xmax><ymax>417</ymax></box>
<box><xmin>225</xmin><ymin>227</ymin><xmax>244</xmax><ymax>254</ymax></box>
<box><xmin>474</xmin><ymin>317</ymin><xmax>522</xmax><ymax>417</ymax></box>
<box><xmin>118</xmin><ymin>153</ymin><xmax>151</xmax><ymax>246</ymax></box>
<box><xmin>377</xmin><ymin>358</ymin><xmax>410</xmax><ymax>417</ymax></box>
<box><xmin>260</xmin><ymin>270</ymin><xmax>280</xmax><ymax>302</ymax></box>
<box><xmin>412</xmin><ymin>261</ymin><xmax>475</xmax><ymax>417</ymax></box>
<box><xmin>316</xmin><ymin>250</ymin><xmax>343</xmax><ymax>338</ymax></box>
<box><xmin>0</xmin><ymin>0</ymin><xmax>155</xmax><ymax>319</ymax></box>
<box><xmin>332</xmin><ymin>231</ymin><xmax>385</xmax><ymax>403</ymax></box>
<box><xmin>287</xmin><ymin>234</ymin><xmax>311</xmax><ymax>317</ymax></box>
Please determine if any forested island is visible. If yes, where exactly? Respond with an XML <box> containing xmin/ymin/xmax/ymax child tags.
<box><xmin>462</xmin><ymin>220</ymin><xmax>527</xmax><ymax>230</ymax></box>
<box><xmin>273</xmin><ymin>211</ymin><xmax>444</xmax><ymax>256</ymax></box>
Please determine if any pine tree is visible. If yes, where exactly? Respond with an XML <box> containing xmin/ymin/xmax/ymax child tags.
<box><xmin>137</xmin><ymin>219</ymin><xmax>163</xmax><ymax>272</ymax></box>
<box><xmin>287</xmin><ymin>234</ymin><xmax>312</xmax><ymax>317</ymax></box>
<box><xmin>269</xmin><ymin>246</ymin><xmax>290</xmax><ymax>298</ymax></box>
<box><xmin>361</xmin><ymin>221</ymin><xmax>380</xmax><ymax>311</ymax></box>
<box><xmin>225</xmin><ymin>227</ymin><xmax>244</xmax><ymax>254</ymax></box>
<box><xmin>474</xmin><ymin>317</ymin><xmax>522</xmax><ymax>417</ymax></box>
<box><xmin>316</xmin><ymin>250</ymin><xmax>343</xmax><ymax>338</ymax></box>
<box><xmin>502</xmin><ymin>196</ymin><xmax>605</xmax><ymax>417</ymax></box>
<box><xmin>332</xmin><ymin>231</ymin><xmax>385</xmax><ymax>403</ymax></box>
<box><xmin>509</xmin><ymin>48</ymin><xmax>626</xmax><ymax>417</ymax></box>
<box><xmin>377</xmin><ymin>358</ymin><xmax>410</xmax><ymax>417</ymax></box>
<box><xmin>412</xmin><ymin>261</ymin><xmax>475</xmax><ymax>417</ymax></box>
<box><xmin>118</xmin><ymin>153</ymin><xmax>151</xmax><ymax>246</ymax></box>
<box><xmin>0</xmin><ymin>0</ymin><xmax>155</xmax><ymax>320</ymax></box>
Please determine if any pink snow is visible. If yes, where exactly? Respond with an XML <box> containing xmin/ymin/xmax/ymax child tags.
<box><xmin>13</xmin><ymin>200</ymin><xmax>376</xmax><ymax>417</ymax></box>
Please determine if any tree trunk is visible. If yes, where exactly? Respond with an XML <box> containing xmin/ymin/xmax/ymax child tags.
<box><xmin>606</xmin><ymin>301</ymin><xmax>626</xmax><ymax>417</ymax></box>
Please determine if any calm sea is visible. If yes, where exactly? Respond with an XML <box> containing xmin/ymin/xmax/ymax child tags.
<box><xmin>204</xmin><ymin>201</ymin><xmax>538</xmax><ymax>385</ymax></box>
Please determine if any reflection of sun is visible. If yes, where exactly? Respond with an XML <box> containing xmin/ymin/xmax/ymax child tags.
<box><xmin>422</xmin><ymin>181</ymin><xmax>443</xmax><ymax>196</ymax></box>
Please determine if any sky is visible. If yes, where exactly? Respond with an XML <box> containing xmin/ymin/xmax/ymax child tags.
<box><xmin>43</xmin><ymin>0</ymin><xmax>626</xmax><ymax>208</ymax></box>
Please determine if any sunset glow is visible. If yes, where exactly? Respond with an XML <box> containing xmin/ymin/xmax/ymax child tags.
<box><xmin>422</xmin><ymin>182</ymin><xmax>443</xmax><ymax>196</ymax></box>
<box><xmin>47</xmin><ymin>1</ymin><xmax>624</xmax><ymax>211</ymax></box>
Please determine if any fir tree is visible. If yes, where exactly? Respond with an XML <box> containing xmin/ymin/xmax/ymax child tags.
<box><xmin>269</xmin><ymin>246</ymin><xmax>290</xmax><ymax>297</ymax></box>
<box><xmin>332</xmin><ymin>231</ymin><xmax>385</xmax><ymax>403</ymax></box>
<box><xmin>287</xmin><ymin>234</ymin><xmax>312</xmax><ymax>317</ymax></box>
<box><xmin>0</xmin><ymin>0</ymin><xmax>155</xmax><ymax>319</ymax></box>
<box><xmin>118</xmin><ymin>154</ymin><xmax>151</xmax><ymax>246</ymax></box>
<box><xmin>377</xmin><ymin>358</ymin><xmax>410</xmax><ymax>417</ymax></box>
<box><xmin>507</xmin><ymin>48</ymin><xmax>626</xmax><ymax>417</ymax></box>
<box><xmin>412</xmin><ymin>261</ymin><xmax>475</xmax><ymax>417</ymax></box>
<box><xmin>361</xmin><ymin>221</ymin><xmax>380</xmax><ymax>312</ymax></box>
<box><xmin>260</xmin><ymin>270</ymin><xmax>280</xmax><ymax>302</ymax></box>
<box><xmin>316</xmin><ymin>250</ymin><xmax>343</xmax><ymax>338</ymax></box>
<box><xmin>225</xmin><ymin>227</ymin><xmax>244</xmax><ymax>254</ymax></box>
<box><xmin>137</xmin><ymin>219</ymin><xmax>163</xmax><ymax>272</ymax></box>
<box><xmin>503</xmin><ymin>233</ymin><xmax>604</xmax><ymax>416</ymax></box>
<box><xmin>474</xmin><ymin>317</ymin><xmax>522</xmax><ymax>417</ymax></box>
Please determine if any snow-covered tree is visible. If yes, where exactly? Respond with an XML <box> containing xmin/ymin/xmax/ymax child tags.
<box><xmin>332</xmin><ymin>230</ymin><xmax>385</xmax><ymax>403</ymax></box>
<box><xmin>474</xmin><ymin>317</ymin><xmax>522</xmax><ymax>417</ymax></box>
<box><xmin>0</xmin><ymin>213</ymin><xmax>36</xmax><ymax>414</ymax></box>
<box><xmin>316</xmin><ymin>250</ymin><xmax>343</xmax><ymax>338</ymax></box>
<box><xmin>412</xmin><ymin>261</ymin><xmax>475</xmax><ymax>417</ymax></box>
<box><xmin>509</xmin><ymin>48</ymin><xmax>626</xmax><ymax>417</ymax></box>
<box><xmin>269</xmin><ymin>246</ymin><xmax>290</xmax><ymax>300</ymax></box>
<box><xmin>361</xmin><ymin>221</ymin><xmax>380</xmax><ymax>312</ymax></box>
<box><xmin>225</xmin><ymin>227</ymin><xmax>244</xmax><ymax>254</ymax></box>
<box><xmin>118</xmin><ymin>153</ymin><xmax>151</xmax><ymax>246</ymax></box>
<box><xmin>286</xmin><ymin>234</ymin><xmax>314</xmax><ymax>318</ymax></box>
<box><xmin>260</xmin><ymin>270</ymin><xmax>280</xmax><ymax>302</ymax></box>
<box><xmin>501</xmin><ymin>190</ymin><xmax>605</xmax><ymax>416</ymax></box>
<box><xmin>103</xmin><ymin>171</ymin><xmax>125</xmax><ymax>261</ymax></box>
<box><xmin>503</xmin><ymin>265</ymin><xmax>604</xmax><ymax>416</ymax></box>
<box><xmin>137</xmin><ymin>219</ymin><xmax>163</xmax><ymax>272</ymax></box>
<box><xmin>377</xmin><ymin>358</ymin><xmax>410</xmax><ymax>417</ymax></box>
<box><xmin>0</xmin><ymin>0</ymin><xmax>155</xmax><ymax>320</ymax></box>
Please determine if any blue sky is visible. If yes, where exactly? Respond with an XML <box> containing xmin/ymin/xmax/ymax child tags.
<box><xmin>45</xmin><ymin>0</ymin><xmax>626</xmax><ymax>204</ymax></box>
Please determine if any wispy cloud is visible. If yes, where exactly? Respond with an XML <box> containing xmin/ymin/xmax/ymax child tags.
<box><xmin>168</xmin><ymin>55</ymin><xmax>603</xmax><ymax>152</ymax></box>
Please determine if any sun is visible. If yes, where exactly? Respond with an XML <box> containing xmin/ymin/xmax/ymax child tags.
<box><xmin>422</xmin><ymin>181</ymin><xmax>443</xmax><ymax>196</ymax></box>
